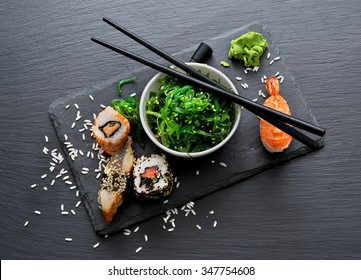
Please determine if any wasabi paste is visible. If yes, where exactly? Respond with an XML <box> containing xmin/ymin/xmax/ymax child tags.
<box><xmin>228</xmin><ymin>32</ymin><xmax>268</xmax><ymax>67</ymax></box>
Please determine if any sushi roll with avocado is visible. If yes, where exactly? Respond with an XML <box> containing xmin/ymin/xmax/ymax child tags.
<box><xmin>93</xmin><ymin>106</ymin><xmax>130</xmax><ymax>156</ymax></box>
<box><xmin>133</xmin><ymin>154</ymin><xmax>174</xmax><ymax>200</ymax></box>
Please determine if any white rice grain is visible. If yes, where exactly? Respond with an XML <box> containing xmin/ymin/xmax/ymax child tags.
<box><xmin>267</xmin><ymin>52</ymin><xmax>271</xmax><ymax>59</ymax></box>
<box><xmin>76</xmin><ymin>201</ymin><xmax>82</xmax><ymax>208</ymax></box>
<box><xmin>274</xmin><ymin>56</ymin><xmax>280</xmax><ymax>61</ymax></box>
<box><xmin>235</xmin><ymin>76</ymin><xmax>242</xmax><ymax>81</ymax></box>
<box><xmin>74</xmin><ymin>103</ymin><xmax>79</xmax><ymax>110</ymax></box>
<box><xmin>61</xmin><ymin>204</ymin><xmax>64</xmax><ymax>211</ymax></box>
<box><xmin>69</xmin><ymin>186</ymin><xmax>77</xmax><ymax>190</ymax></box>
<box><xmin>130</xmin><ymin>93</ymin><xmax>137</xmax><ymax>97</ymax></box>
<box><xmin>43</xmin><ymin>187</ymin><xmax>48</xmax><ymax>191</ymax></box>
<box><xmin>209</xmin><ymin>210</ymin><xmax>214</xmax><ymax>214</ymax></box>
<box><xmin>135</xmin><ymin>247</ymin><xmax>142</xmax><ymax>253</ymax></box>
<box><xmin>144</xmin><ymin>235</ymin><xmax>148</xmax><ymax>242</ymax></box>
<box><xmin>269</xmin><ymin>59</ymin><xmax>274</xmax><ymax>65</ymax></box>
<box><xmin>64</xmin><ymin>134</ymin><xmax>68</xmax><ymax>141</ymax></box>
<box><xmin>196</xmin><ymin>170</ymin><xmax>200</xmax><ymax>175</ymax></box>
<box><xmin>163</xmin><ymin>200</ymin><xmax>168</xmax><ymax>204</ymax></box>
<box><xmin>65</xmin><ymin>180</ymin><xmax>72</xmax><ymax>185</ymax></box>
<box><xmin>213</xmin><ymin>221</ymin><xmax>218</xmax><ymax>227</ymax></box>
<box><xmin>89</xmin><ymin>94</ymin><xmax>94</xmax><ymax>101</ymax></box>
<box><xmin>34</xmin><ymin>210</ymin><xmax>41</xmax><ymax>215</ymax></box>
<box><xmin>71</xmin><ymin>122</ymin><xmax>76</xmax><ymax>129</ymax></box>
<box><xmin>45</xmin><ymin>135</ymin><xmax>49</xmax><ymax>143</ymax></box>
<box><xmin>134</xmin><ymin>226</ymin><xmax>140</xmax><ymax>233</ymax></box>
<box><xmin>65</xmin><ymin>238</ymin><xmax>72</xmax><ymax>242</ymax></box>
<box><xmin>219</xmin><ymin>162</ymin><xmax>227</xmax><ymax>168</ymax></box>
<box><xmin>41</xmin><ymin>174</ymin><xmax>47</xmax><ymax>179</ymax></box>
<box><xmin>244</xmin><ymin>69</ymin><xmax>248</xmax><ymax>74</ymax></box>
<box><xmin>51</xmin><ymin>179</ymin><xmax>55</xmax><ymax>186</ymax></box>
<box><xmin>100</xmin><ymin>104</ymin><xmax>106</xmax><ymax>109</ymax></box>
<box><xmin>30</xmin><ymin>184</ymin><xmax>37</xmax><ymax>189</ymax></box>
<box><xmin>65</xmin><ymin>104</ymin><xmax>70</xmax><ymax>109</ymax></box>
<box><xmin>93</xmin><ymin>242</ymin><xmax>100</xmax><ymax>249</ymax></box>
<box><xmin>24</xmin><ymin>221</ymin><xmax>29</xmax><ymax>227</ymax></box>
<box><xmin>61</xmin><ymin>211</ymin><xmax>69</xmax><ymax>215</ymax></box>
<box><xmin>71</xmin><ymin>209</ymin><xmax>76</xmax><ymax>215</ymax></box>
<box><xmin>196</xmin><ymin>224</ymin><xmax>202</xmax><ymax>230</ymax></box>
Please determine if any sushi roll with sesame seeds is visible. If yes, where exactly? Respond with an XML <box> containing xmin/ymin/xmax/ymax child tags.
<box><xmin>133</xmin><ymin>154</ymin><xmax>174</xmax><ymax>200</ymax></box>
<box><xmin>92</xmin><ymin>106</ymin><xmax>130</xmax><ymax>156</ymax></box>
<box><xmin>98</xmin><ymin>137</ymin><xmax>134</xmax><ymax>224</ymax></box>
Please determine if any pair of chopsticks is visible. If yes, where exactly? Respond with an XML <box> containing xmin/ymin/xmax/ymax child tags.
<box><xmin>91</xmin><ymin>17</ymin><xmax>326</xmax><ymax>149</ymax></box>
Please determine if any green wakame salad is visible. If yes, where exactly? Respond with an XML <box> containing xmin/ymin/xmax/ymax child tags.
<box><xmin>146</xmin><ymin>76</ymin><xmax>236</xmax><ymax>153</ymax></box>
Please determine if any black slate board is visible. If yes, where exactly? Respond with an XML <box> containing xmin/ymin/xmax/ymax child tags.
<box><xmin>49</xmin><ymin>22</ymin><xmax>324</xmax><ymax>235</ymax></box>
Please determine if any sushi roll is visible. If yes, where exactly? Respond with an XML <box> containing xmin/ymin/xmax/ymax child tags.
<box><xmin>133</xmin><ymin>154</ymin><xmax>174</xmax><ymax>200</ymax></box>
<box><xmin>93</xmin><ymin>106</ymin><xmax>130</xmax><ymax>156</ymax></box>
<box><xmin>98</xmin><ymin>137</ymin><xmax>134</xmax><ymax>224</ymax></box>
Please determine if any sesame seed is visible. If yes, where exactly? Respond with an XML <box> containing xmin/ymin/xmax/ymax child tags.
<box><xmin>43</xmin><ymin>147</ymin><xmax>48</xmax><ymax>155</ymax></box>
<box><xmin>65</xmin><ymin>238</ymin><xmax>72</xmax><ymax>242</ymax></box>
<box><xmin>24</xmin><ymin>221</ymin><xmax>29</xmax><ymax>227</ymax></box>
<box><xmin>135</xmin><ymin>247</ymin><xmax>142</xmax><ymax>253</ymax></box>
<box><xmin>104</xmin><ymin>235</ymin><xmax>108</xmax><ymax>238</ymax></box>
<box><xmin>93</xmin><ymin>242</ymin><xmax>100</xmax><ymax>249</ymax></box>
<box><xmin>34</xmin><ymin>210</ymin><xmax>41</xmax><ymax>215</ymax></box>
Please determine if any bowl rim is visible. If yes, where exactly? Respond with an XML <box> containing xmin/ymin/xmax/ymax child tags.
<box><xmin>140</xmin><ymin>62</ymin><xmax>241</xmax><ymax>158</ymax></box>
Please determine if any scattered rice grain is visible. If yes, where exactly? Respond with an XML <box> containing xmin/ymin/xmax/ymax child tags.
<box><xmin>71</xmin><ymin>209</ymin><xmax>76</xmax><ymax>215</ymax></box>
<box><xmin>269</xmin><ymin>59</ymin><xmax>274</xmax><ymax>65</ymax></box>
<box><xmin>61</xmin><ymin>211</ymin><xmax>69</xmax><ymax>215</ymax></box>
<box><xmin>34</xmin><ymin>210</ymin><xmax>41</xmax><ymax>215</ymax></box>
<box><xmin>65</xmin><ymin>238</ymin><xmax>72</xmax><ymax>242</ymax></box>
<box><xmin>134</xmin><ymin>226</ymin><xmax>140</xmax><ymax>233</ymax></box>
<box><xmin>74</xmin><ymin>103</ymin><xmax>79</xmax><ymax>110</ymax></box>
<box><xmin>76</xmin><ymin>201</ymin><xmax>82</xmax><ymax>208</ymax></box>
<box><xmin>65</xmin><ymin>104</ymin><xmax>70</xmax><ymax>109</ymax></box>
<box><xmin>45</xmin><ymin>135</ymin><xmax>49</xmax><ymax>143</ymax></box>
<box><xmin>89</xmin><ymin>94</ymin><xmax>94</xmax><ymax>101</ymax></box>
<box><xmin>219</xmin><ymin>162</ymin><xmax>227</xmax><ymax>168</ymax></box>
<box><xmin>41</xmin><ymin>174</ymin><xmax>47</xmax><ymax>179</ymax></box>
<box><xmin>30</xmin><ymin>184</ymin><xmax>37</xmax><ymax>189</ymax></box>
<box><xmin>100</xmin><ymin>104</ymin><xmax>106</xmax><ymax>109</ymax></box>
<box><xmin>274</xmin><ymin>56</ymin><xmax>280</xmax><ymax>61</ymax></box>
<box><xmin>267</xmin><ymin>52</ymin><xmax>271</xmax><ymax>59</ymax></box>
<box><xmin>235</xmin><ymin>76</ymin><xmax>242</xmax><ymax>81</ymax></box>
<box><xmin>144</xmin><ymin>235</ymin><xmax>148</xmax><ymax>242</ymax></box>
<box><xmin>135</xmin><ymin>247</ymin><xmax>142</xmax><ymax>253</ymax></box>
<box><xmin>213</xmin><ymin>221</ymin><xmax>218</xmax><ymax>227</ymax></box>
<box><xmin>130</xmin><ymin>93</ymin><xmax>136</xmax><ymax>97</ymax></box>
<box><xmin>93</xmin><ymin>242</ymin><xmax>100</xmax><ymax>249</ymax></box>
<box><xmin>24</xmin><ymin>221</ymin><xmax>29</xmax><ymax>227</ymax></box>
<box><xmin>71</xmin><ymin>122</ymin><xmax>76</xmax><ymax>129</ymax></box>
<box><xmin>43</xmin><ymin>187</ymin><xmax>48</xmax><ymax>191</ymax></box>
<box><xmin>196</xmin><ymin>224</ymin><xmax>202</xmax><ymax>230</ymax></box>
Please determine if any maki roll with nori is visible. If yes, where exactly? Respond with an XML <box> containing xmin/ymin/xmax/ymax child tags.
<box><xmin>93</xmin><ymin>106</ymin><xmax>130</xmax><ymax>156</ymax></box>
<box><xmin>133</xmin><ymin>154</ymin><xmax>174</xmax><ymax>200</ymax></box>
<box><xmin>98</xmin><ymin>137</ymin><xmax>134</xmax><ymax>224</ymax></box>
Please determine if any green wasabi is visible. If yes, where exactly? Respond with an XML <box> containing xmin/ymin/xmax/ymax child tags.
<box><xmin>228</xmin><ymin>31</ymin><xmax>268</xmax><ymax>67</ymax></box>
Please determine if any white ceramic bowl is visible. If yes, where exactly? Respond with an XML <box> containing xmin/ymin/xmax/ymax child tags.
<box><xmin>140</xmin><ymin>62</ymin><xmax>241</xmax><ymax>158</ymax></box>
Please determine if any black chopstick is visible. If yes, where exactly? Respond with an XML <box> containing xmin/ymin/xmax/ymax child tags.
<box><xmin>91</xmin><ymin>37</ymin><xmax>321</xmax><ymax>149</ymax></box>
<box><xmin>102</xmin><ymin>17</ymin><xmax>325</xmax><ymax>138</ymax></box>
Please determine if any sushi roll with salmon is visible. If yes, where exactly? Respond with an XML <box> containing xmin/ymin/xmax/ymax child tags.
<box><xmin>93</xmin><ymin>106</ymin><xmax>130</xmax><ymax>156</ymax></box>
<box><xmin>133</xmin><ymin>154</ymin><xmax>174</xmax><ymax>200</ymax></box>
<box><xmin>98</xmin><ymin>137</ymin><xmax>135</xmax><ymax>224</ymax></box>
